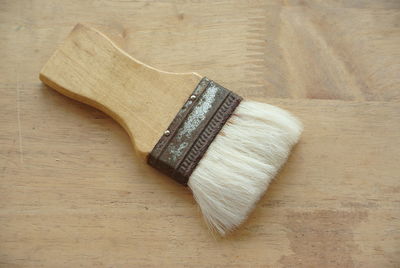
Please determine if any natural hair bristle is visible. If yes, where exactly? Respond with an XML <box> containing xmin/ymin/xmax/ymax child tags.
<box><xmin>187</xmin><ymin>101</ymin><xmax>302</xmax><ymax>235</ymax></box>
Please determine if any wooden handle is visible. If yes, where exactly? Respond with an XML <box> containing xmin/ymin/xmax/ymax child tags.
<box><xmin>40</xmin><ymin>24</ymin><xmax>202</xmax><ymax>159</ymax></box>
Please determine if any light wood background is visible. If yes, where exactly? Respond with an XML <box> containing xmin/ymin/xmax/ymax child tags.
<box><xmin>1</xmin><ymin>0</ymin><xmax>399</xmax><ymax>267</ymax></box>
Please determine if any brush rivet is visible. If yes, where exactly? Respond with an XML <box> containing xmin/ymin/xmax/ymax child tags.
<box><xmin>190</xmin><ymin>95</ymin><xmax>197</xmax><ymax>101</ymax></box>
<box><xmin>164</xmin><ymin>130</ymin><xmax>171</xmax><ymax>136</ymax></box>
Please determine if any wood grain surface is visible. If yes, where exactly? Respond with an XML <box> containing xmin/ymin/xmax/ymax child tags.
<box><xmin>1</xmin><ymin>0</ymin><xmax>399</xmax><ymax>267</ymax></box>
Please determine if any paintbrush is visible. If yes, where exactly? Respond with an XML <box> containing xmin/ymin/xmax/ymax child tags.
<box><xmin>40</xmin><ymin>24</ymin><xmax>302</xmax><ymax>235</ymax></box>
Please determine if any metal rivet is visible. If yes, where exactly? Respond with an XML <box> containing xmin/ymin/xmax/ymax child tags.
<box><xmin>164</xmin><ymin>130</ymin><xmax>170</xmax><ymax>136</ymax></box>
<box><xmin>190</xmin><ymin>95</ymin><xmax>196</xmax><ymax>101</ymax></box>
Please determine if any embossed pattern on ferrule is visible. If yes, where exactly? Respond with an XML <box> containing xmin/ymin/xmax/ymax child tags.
<box><xmin>147</xmin><ymin>77</ymin><xmax>242</xmax><ymax>185</ymax></box>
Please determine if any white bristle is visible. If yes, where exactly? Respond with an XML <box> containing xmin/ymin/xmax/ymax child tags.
<box><xmin>187</xmin><ymin>100</ymin><xmax>303</xmax><ymax>235</ymax></box>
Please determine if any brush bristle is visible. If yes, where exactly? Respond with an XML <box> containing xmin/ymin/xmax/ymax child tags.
<box><xmin>187</xmin><ymin>100</ymin><xmax>302</xmax><ymax>235</ymax></box>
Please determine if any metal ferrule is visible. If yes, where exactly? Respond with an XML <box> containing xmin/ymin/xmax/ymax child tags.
<box><xmin>147</xmin><ymin>77</ymin><xmax>242</xmax><ymax>185</ymax></box>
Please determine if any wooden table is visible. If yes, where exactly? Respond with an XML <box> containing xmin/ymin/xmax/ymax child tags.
<box><xmin>1</xmin><ymin>1</ymin><xmax>399</xmax><ymax>267</ymax></box>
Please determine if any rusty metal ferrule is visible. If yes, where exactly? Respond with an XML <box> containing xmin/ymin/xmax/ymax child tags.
<box><xmin>147</xmin><ymin>77</ymin><xmax>242</xmax><ymax>185</ymax></box>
